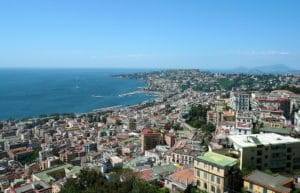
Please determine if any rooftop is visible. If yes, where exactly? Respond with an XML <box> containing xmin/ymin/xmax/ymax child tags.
<box><xmin>197</xmin><ymin>152</ymin><xmax>237</xmax><ymax>167</ymax></box>
<box><xmin>14</xmin><ymin>181</ymin><xmax>51</xmax><ymax>193</ymax></box>
<box><xmin>244</xmin><ymin>170</ymin><xmax>293</xmax><ymax>193</ymax></box>
<box><xmin>167</xmin><ymin>167</ymin><xmax>195</xmax><ymax>186</ymax></box>
<box><xmin>228</xmin><ymin>133</ymin><xmax>300</xmax><ymax>148</ymax></box>
<box><xmin>33</xmin><ymin>164</ymin><xmax>81</xmax><ymax>183</ymax></box>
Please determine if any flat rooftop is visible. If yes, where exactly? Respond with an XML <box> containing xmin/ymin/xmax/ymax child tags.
<box><xmin>228</xmin><ymin>133</ymin><xmax>300</xmax><ymax>148</ymax></box>
<box><xmin>197</xmin><ymin>152</ymin><xmax>237</xmax><ymax>167</ymax></box>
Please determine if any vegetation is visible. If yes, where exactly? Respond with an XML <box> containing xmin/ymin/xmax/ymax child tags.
<box><xmin>60</xmin><ymin>168</ymin><xmax>169</xmax><ymax>193</ymax></box>
<box><xmin>184</xmin><ymin>104</ymin><xmax>215</xmax><ymax>134</ymax></box>
<box><xmin>184</xmin><ymin>104</ymin><xmax>207</xmax><ymax>128</ymax></box>
<box><xmin>19</xmin><ymin>147</ymin><xmax>41</xmax><ymax>164</ymax></box>
<box><xmin>184</xmin><ymin>184</ymin><xmax>208</xmax><ymax>193</ymax></box>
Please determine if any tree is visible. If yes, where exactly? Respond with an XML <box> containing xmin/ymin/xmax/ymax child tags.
<box><xmin>60</xmin><ymin>168</ymin><xmax>168</xmax><ymax>193</ymax></box>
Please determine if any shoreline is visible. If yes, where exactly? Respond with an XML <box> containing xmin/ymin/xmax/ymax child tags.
<box><xmin>0</xmin><ymin>73</ymin><xmax>163</xmax><ymax>122</ymax></box>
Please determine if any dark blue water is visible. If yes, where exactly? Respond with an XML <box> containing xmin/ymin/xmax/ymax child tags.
<box><xmin>0</xmin><ymin>68</ymin><xmax>154</xmax><ymax>120</ymax></box>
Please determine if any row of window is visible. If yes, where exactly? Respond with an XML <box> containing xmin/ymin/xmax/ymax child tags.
<box><xmin>198</xmin><ymin>180</ymin><xmax>222</xmax><ymax>193</ymax></box>
<box><xmin>196</xmin><ymin>169</ymin><xmax>222</xmax><ymax>184</ymax></box>
<box><xmin>248</xmin><ymin>182</ymin><xmax>268</xmax><ymax>193</ymax></box>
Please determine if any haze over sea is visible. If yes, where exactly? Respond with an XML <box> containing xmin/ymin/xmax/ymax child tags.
<box><xmin>0</xmin><ymin>68</ymin><xmax>155</xmax><ymax>120</ymax></box>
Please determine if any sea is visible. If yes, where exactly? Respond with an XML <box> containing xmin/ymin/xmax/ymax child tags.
<box><xmin>0</xmin><ymin>68</ymin><xmax>155</xmax><ymax>120</ymax></box>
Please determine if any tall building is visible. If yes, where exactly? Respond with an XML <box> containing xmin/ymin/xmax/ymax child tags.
<box><xmin>230</xmin><ymin>91</ymin><xmax>250</xmax><ymax>111</ymax></box>
<box><xmin>228</xmin><ymin>133</ymin><xmax>300</xmax><ymax>172</ymax></box>
<box><xmin>141</xmin><ymin>128</ymin><xmax>161</xmax><ymax>153</ymax></box>
<box><xmin>194</xmin><ymin>152</ymin><xmax>240</xmax><ymax>193</ymax></box>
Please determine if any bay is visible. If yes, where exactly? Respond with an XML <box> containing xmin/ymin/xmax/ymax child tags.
<box><xmin>0</xmin><ymin>68</ymin><xmax>154</xmax><ymax>120</ymax></box>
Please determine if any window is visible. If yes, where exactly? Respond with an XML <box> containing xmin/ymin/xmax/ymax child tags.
<box><xmin>196</xmin><ymin>180</ymin><xmax>200</xmax><ymax>186</ymax></box>
<box><xmin>257</xmin><ymin>150</ymin><xmax>262</xmax><ymax>156</ymax></box>
<box><xmin>211</xmin><ymin>175</ymin><xmax>215</xmax><ymax>182</ymax></box>
<box><xmin>211</xmin><ymin>185</ymin><xmax>215</xmax><ymax>192</ymax></box>
<box><xmin>204</xmin><ymin>183</ymin><xmax>207</xmax><ymax>190</ymax></box>
<box><xmin>263</xmin><ymin>187</ymin><xmax>267</xmax><ymax>193</ymax></box>
<box><xmin>257</xmin><ymin>158</ymin><xmax>262</xmax><ymax>163</ymax></box>
<box><xmin>217</xmin><ymin>177</ymin><xmax>221</xmax><ymax>184</ymax></box>
<box><xmin>204</xmin><ymin>172</ymin><xmax>207</xmax><ymax>179</ymax></box>
<box><xmin>250</xmin><ymin>183</ymin><xmax>253</xmax><ymax>190</ymax></box>
<box><xmin>197</xmin><ymin>169</ymin><xmax>200</xmax><ymax>177</ymax></box>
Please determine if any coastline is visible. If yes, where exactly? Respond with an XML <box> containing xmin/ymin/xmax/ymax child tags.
<box><xmin>90</xmin><ymin>75</ymin><xmax>163</xmax><ymax>114</ymax></box>
<box><xmin>0</xmin><ymin>70</ymin><xmax>162</xmax><ymax>122</ymax></box>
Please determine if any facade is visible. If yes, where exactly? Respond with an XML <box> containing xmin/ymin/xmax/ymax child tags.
<box><xmin>230</xmin><ymin>91</ymin><xmax>251</xmax><ymax>111</ymax></box>
<box><xmin>243</xmin><ymin>170</ymin><xmax>293</xmax><ymax>193</ymax></box>
<box><xmin>7</xmin><ymin>147</ymin><xmax>34</xmax><ymax>161</ymax></box>
<box><xmin>166</xmin><ymin>149</ymin><xmax>200</xmax><ymax>166</ymax></box>
<box><xmin>164</xmin><ymin>131</ymin><xmax>176</xmax><ymax>148</ymax></box>
<box><xmin>141</xmin><ymin>128</ymin><xmax>161</xmax><ymax>153</ymax></box>
<box><xmin>294</xmin><ymin>110</ymin><xmax>300</xmax><ymax>133</ymax></box>
<box><xmin>228</xmin><ymin>133</ymin><xmax>300</xmax><ymax>172</ymax></box>
<box><xmin>254</xmin><ymin>98</ymin><xmax>290</xmax><ymax>118</ymax></box>
<box><xmin>235</xmin><ymin>111</ymin><xmax>253</xmax><ymax>135</ymax></box>
<box><xmin>194</xmin><ymin>152</ymin><xmax>239</xmax><ymax>193</ymax></box>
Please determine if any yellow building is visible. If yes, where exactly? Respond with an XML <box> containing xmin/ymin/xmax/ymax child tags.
<box><xmin>243</xmin><ymin>170</ymin><xmax>293</xmax><ymax>193</ymax></box>
<box><xmin>194</xmin><ymin>152</ymin><xmax>239</xmax><ymax>193</ymax></box>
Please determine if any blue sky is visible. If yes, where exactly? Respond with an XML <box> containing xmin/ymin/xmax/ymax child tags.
<box><xmin>0</xmin><ymin>0</ymin><xmax>299</xmax><ymax>69</ymax></box>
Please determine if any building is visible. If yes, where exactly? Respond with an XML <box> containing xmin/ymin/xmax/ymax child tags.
<box><xmin>7</xmin><ymin>147</ymin><xmax>34</xmax><ymax>161</ymax></box>
<box><xmin>32</xmin><ymin>164</ymin><xmax>81</xmax><ymax>184</ymax></box>
<box><xmin>207</xmin><ymin>110</ymin><xmax>218</xmax><ymax>125</ymax></box>
<box><xmin>166</xmin><ymin>149</ymin><xmax>200</xmax><ymax>166</ymax></box>
<box><xmin>40</xmin><ymin>156</ymin><xmax>60</xmax><ymax>170</ymax></box>
<box><xmin>235</xmin><ymin>111</ymin><xmax>253</xmax><ymax>135</ymax></box>
<box><xmin>110</xmin><ymin>156</ymin><xmax>123</xmax><ymax>168</ymax></box>
<box><xmin>5</xmin><ymin>181</ymin><xmax>52</xmax><ymax>193</ymax></box>
<box><xmin>194</xmin><ymin>152</ymin><xmax>240</xmax><ymax>193</ymax></box>
<box><xmin>164</xmin><ymin>167</ymin><xmax>195</xmax><ymax>192</ymax></box>
<box><xmin>164</xmin><ymin>131</ymin><xmax>176</xmax><ymax>148</ymax></box>
<box><xmin>230</xmin><ymin>91</ymin><xmax>250</xmax><ymax>111</ymax></box>
<box><xmin>228</xmin><ymin>133</ymin><xmax>300</xmax><ymax>172</ymax></box>
<box><xmin>129</xmin><ymin>118</ymin><xmax>137</xmax><ymax>130</ymax></box>
<box><xmin>243</xmin><ymin>170</ymin><xmax>293</xmax><ymax>193</ymax></box>
<box><xmin>141</xmin><ymin>128</ymin><xmax>161</xmax><ymax>153</ymax></box>
<box><xmin>254</xmin><ymin>97</ymin><xmax>290</xmax><ymax>118</ymax></box>
<box><xmin>83</xmin><ymin>142</ymin><xmax>97</xmax><ymax>153</ymax></box>
<box><xmin>294</xmin><ymin>110</ymin><xmax>300</xmax><ymax>133</ymax></box>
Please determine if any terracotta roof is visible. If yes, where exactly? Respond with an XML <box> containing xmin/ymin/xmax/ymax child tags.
<box><xmin>167</xmin><ymin>168</ymin><xmax>195</xmax><ymax>185</ymax></box>
<box><xmin>139</xmin><ymin>169</ymin><xmax>153</xmax><ymax>181</ymax></box>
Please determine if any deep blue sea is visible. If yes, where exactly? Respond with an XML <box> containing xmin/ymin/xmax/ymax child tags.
<box><xmin>0</xmin><ymin>68</ymin><xmax>155</xmax><ymax>120</ymax></box>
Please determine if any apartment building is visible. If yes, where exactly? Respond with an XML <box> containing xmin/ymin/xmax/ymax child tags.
<box><xmin>230</xmin><ymin>91</ymin><xmax>251</xmax><ymax>111</ymax></box>
<box><xmin>141</xmin><ymin>128</ymin><xmax>161</xmax><ymax>153</ymax></box>
<box><xmin>228</xmin><ymin>133</ymin><xmax>300</xmax><ymax>172</ymax></box>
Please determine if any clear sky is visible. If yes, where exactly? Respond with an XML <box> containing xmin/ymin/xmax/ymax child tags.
<box><xmin>0</xmin><ymin>0</ymin><xmax>299</xmax><ymax>69</ymax></box>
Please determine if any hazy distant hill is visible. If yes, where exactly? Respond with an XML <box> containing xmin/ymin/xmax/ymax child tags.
<box><xmin>211</xmin><ymin>64</ymin><xmax>298</xmax><ymax>74</ymax></box>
